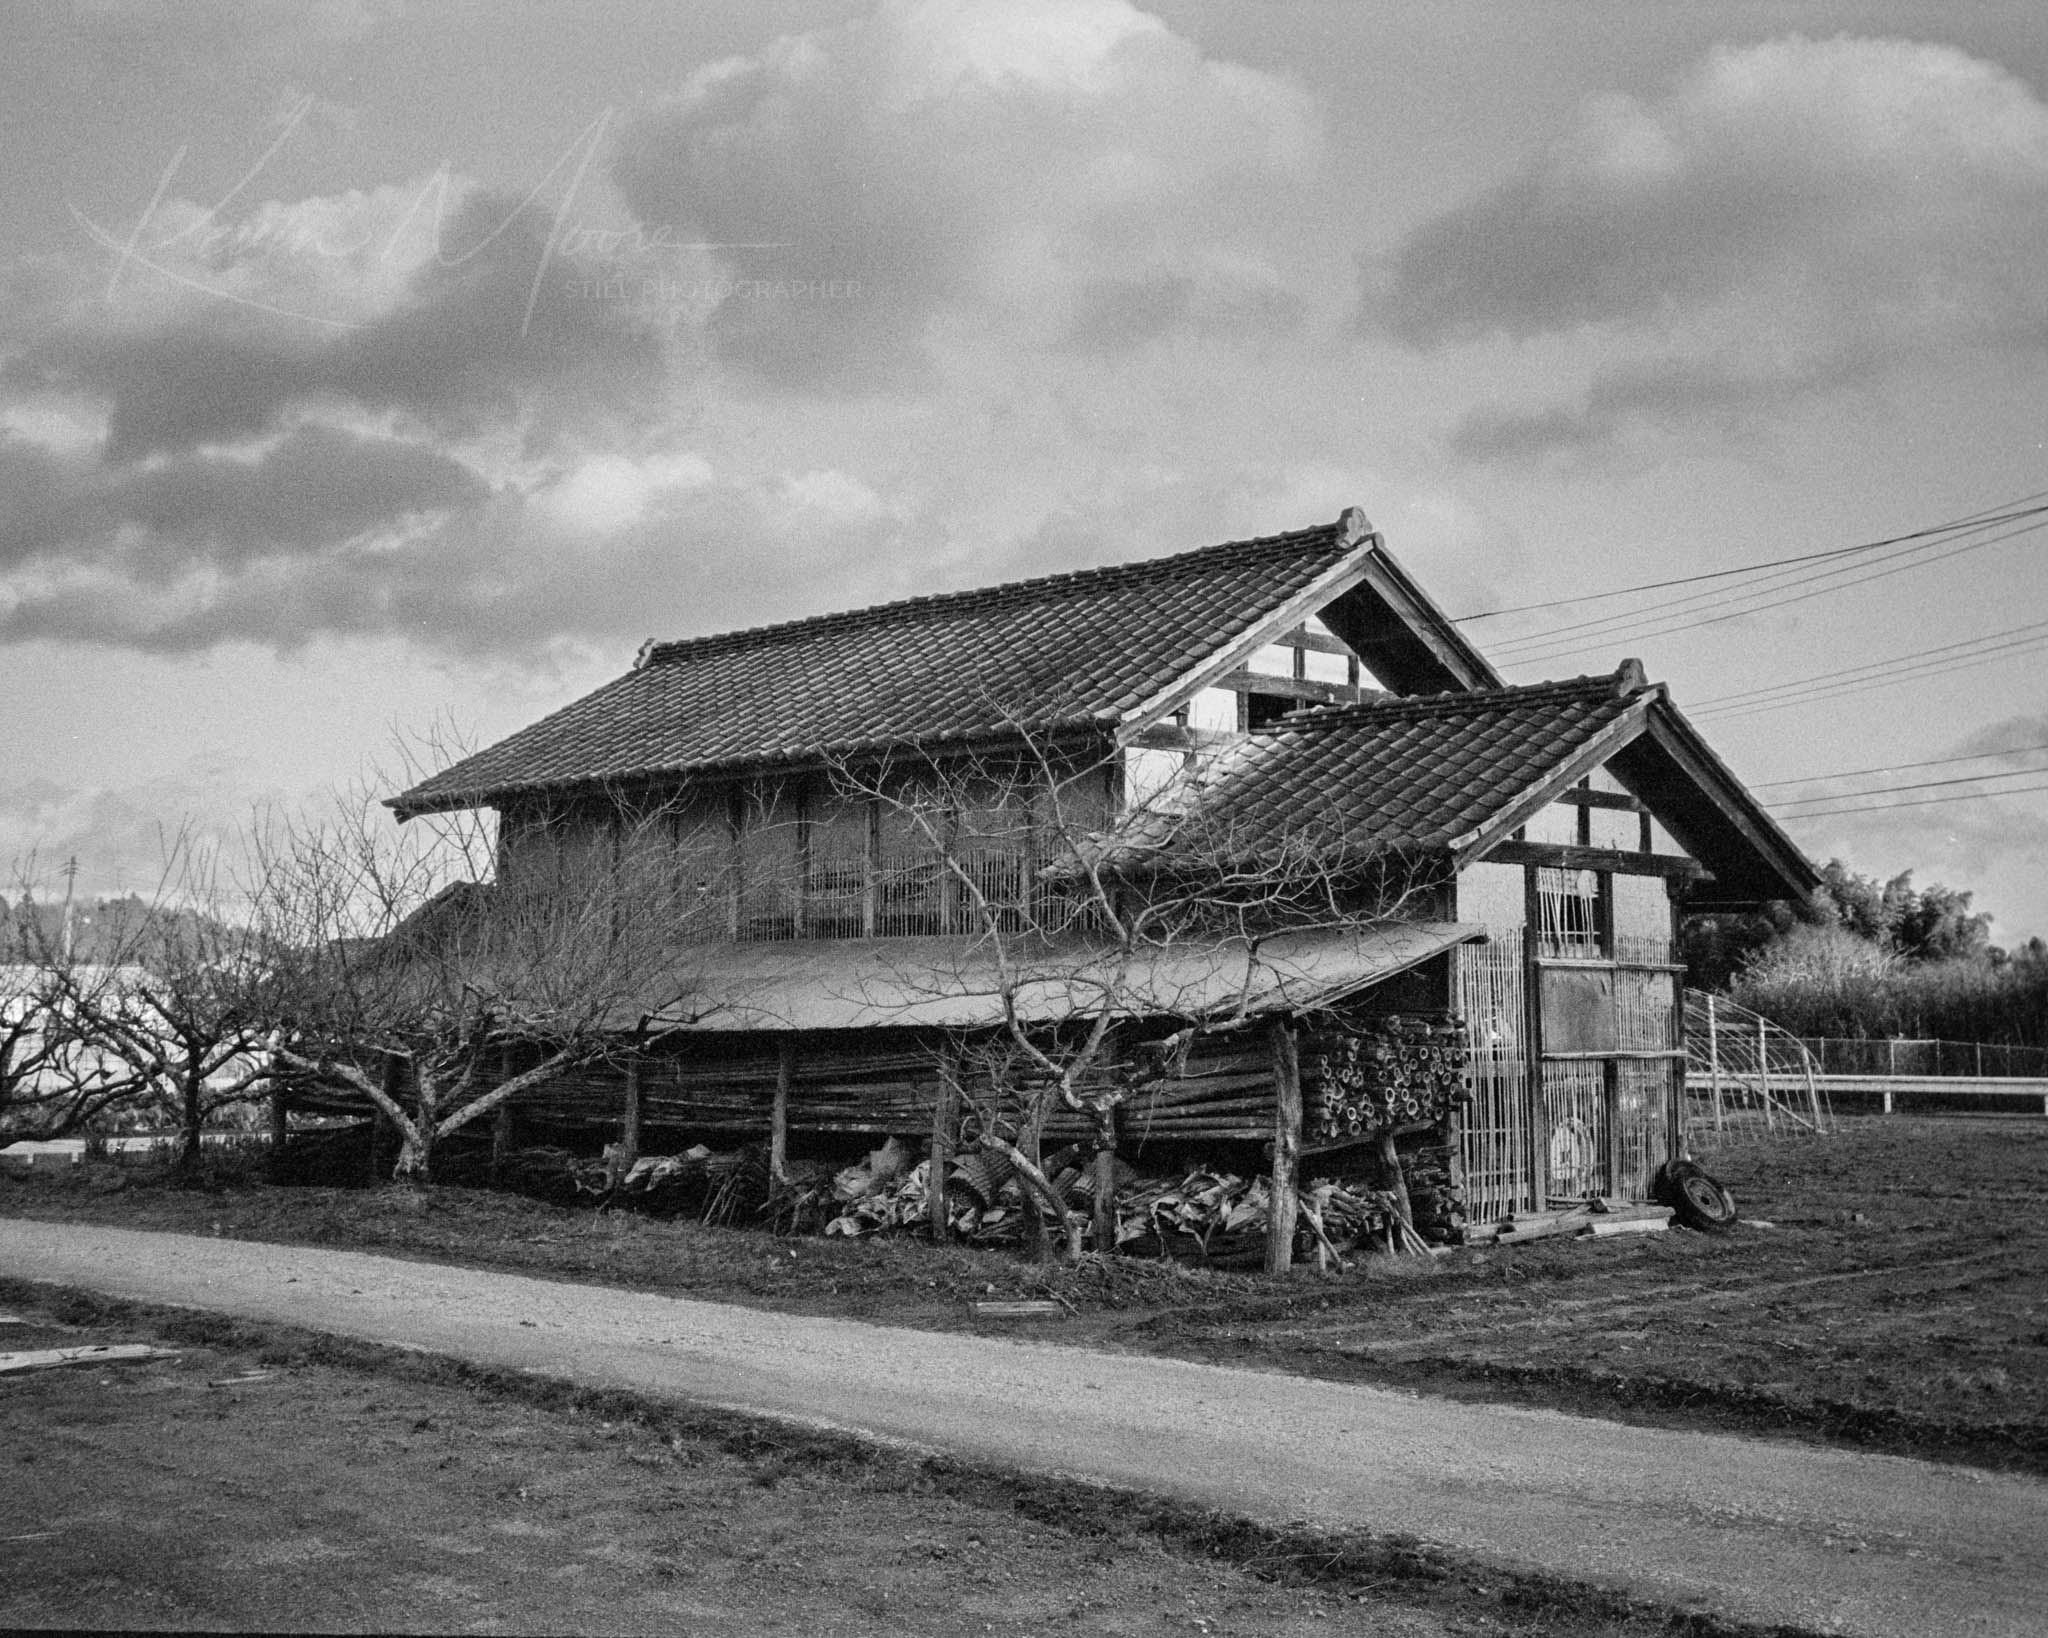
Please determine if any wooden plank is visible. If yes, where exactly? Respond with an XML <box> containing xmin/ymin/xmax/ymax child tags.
<box><xmin>1213</xmin><ymin>669</ymin><xmax>1368</xmax><ymax>707</ymax></box>
<box><xmin>0</xmin><ymin>1344</ymin><xmax>179</xmax><ymax>1375</ymax></box>
<box><xmin>968</xmin><ymin>1300</ymin><xmax>1066</xmax><ymax>1320</ymax></box>
<box><xmin>1553</xmin><ymin>787</ymin><xmax>1645</xmax><ymax>812</ymax></box>
<box><xmin>1486</xmin><ymin>840</ymin><xmax>1701</xmax><ymax>879</ymax></box>
<box><xmin>1266</xmin><ymin>1021</ymin><xmax>1302</xmax><ymax>1275</ymax></box>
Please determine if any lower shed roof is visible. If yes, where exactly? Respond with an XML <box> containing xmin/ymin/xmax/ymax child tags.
<box><xmin>623</xmin><ymin>920</ymin><xmax>1485</xmax><ymax>1034</ymax></box>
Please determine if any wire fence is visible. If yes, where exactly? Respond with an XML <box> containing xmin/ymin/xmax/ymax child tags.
<box><xmin>1791</xmin><ymin>1037</ymin><xmax>2048</xmax><ymax>1078</ymax></box>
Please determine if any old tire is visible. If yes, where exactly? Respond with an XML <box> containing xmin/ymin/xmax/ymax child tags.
<box><xmin>1654</xmin><ymin>1160</ymin><xmax>1738</xmax><ymax>1234</ymax></box>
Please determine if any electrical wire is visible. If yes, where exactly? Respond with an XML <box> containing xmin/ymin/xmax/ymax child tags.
<box><xmin>1496</xmin><ymin>512</ymin><xmax>2048</xmax><ymax>669</ymax></box>
<box><xmin>1691</xmin><ymin>619</ymin><xmax>2048</xmax><ymax>710</ymax></box>
<box><xmin>1774</xmin><ymin>779</ymin><xmax>2048</xmax><ymax>820</ymax></box>
<box><xmin>1695</xmin><ymin>627</ymin><xmax>2048</xmax><ymax>724</ymax></box>
<box><xmin>1473</xmin><ymin>498</ymin><xmax>2048</xmax><ymax>657</ymax></box>
<box><xmin>1771</xmin><ymin>765</ymin><xmax>2048</xmax><ymax>810</ymax></box>
<box><xmin>1453</xmin><ymin>494</ymin><xmax>2048</xmax><ymax>623</ymax></box>
<box><xmin>1750</xmin><ymin>741</ymin><xmax>2048</xmax><ymax>790</ymax></box>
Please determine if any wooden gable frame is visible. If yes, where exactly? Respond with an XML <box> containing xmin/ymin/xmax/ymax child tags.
<box><xmin>1115</xmin><ymin>507</ymin><xmax>1499</xmax><ymax>751</ymax></box>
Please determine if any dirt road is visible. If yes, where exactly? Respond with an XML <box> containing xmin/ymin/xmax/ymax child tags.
<box><xmin>6</xmin><ymin>1220</ymin><xmax>2042</xmax><ymax>1637</ymax></box>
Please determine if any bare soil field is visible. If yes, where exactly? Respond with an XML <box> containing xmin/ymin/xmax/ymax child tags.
<box><xmin>6</xmin><ymin>1115</ymin><xmax>2044</xmax><ymax>1476</ymax></box>
<box><xmin>0</xmin><ymin>1289</ymin><xmax>1775</xmax><ymax>1638</ymax></box>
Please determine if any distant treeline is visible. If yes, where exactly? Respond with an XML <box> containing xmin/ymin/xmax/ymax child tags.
<box><xmin>1684</xmin><ymin>859</ymin><xmax>2048</xmax><ymax>1046</ymax></box>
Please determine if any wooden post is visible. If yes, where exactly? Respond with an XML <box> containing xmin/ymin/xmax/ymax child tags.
<box><xmin>491</xmin><ymin>1043</ymin><xmax>516</xmax><ymax>1183</ymax></box>
<box><xmin>1092</xmin><ymin>1106</ymin><xmax>1119</xmax><ymax>1255</ymax></box>
<box><xmin>1266</xmin><ymin>1019</ymin><xmax>1302</xmax><ymax>1275</ymax></box>
<box><xmin>267</xmin><ymin>1085</ymin><xmax>289</xmax><ymax>1178</ymax></box>
<box><xmin>771</xmin><ymin>1037</ymin><xmax>794</xmax><ymax>1184</ymax></box>
<box><xmin>1706</xmin><ymin>993</ymin><xmax>1724</xmax><ymax>1131</ymax></box>
<box><xmin>1522</xmin><ymin>862</ymin><xmax>1549</xmax><ymax>1209</ymax></box>
<box><xmin>1759</xmin><ymin>1015</ymin><xmax>1775</xmax><ymax>1131</ymax></box>
<box><xmin>618</xmin><ymin>1055</ymin><xmax>642</xmax><ymax>1175</ymax></box>
<box><xmin>1378</xmin><ymin>1128</ymin><xmax>1414</xmax><ymax>1231</ymax></box>
<box><xmin>929</xmin><ymin>1045</ymin><xmax>958</xmax><ymax>1243</ymax></box>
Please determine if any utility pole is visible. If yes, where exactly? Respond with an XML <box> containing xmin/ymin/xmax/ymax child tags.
<box><xmin>60</xmin><ymin>855</ymin><xmax>79</xmax><ymax>963</ymax></box>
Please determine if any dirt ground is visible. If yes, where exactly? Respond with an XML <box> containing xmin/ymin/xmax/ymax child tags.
<box><xmin>6</xmin><ymin>1115</ymin><xmax>2044</xmax><ymax>1475</ymax></box>
<box><xmin>0</xmin><ymin>1292</ymin><xmax>1736</xmax><ymax>1638</ymax></box>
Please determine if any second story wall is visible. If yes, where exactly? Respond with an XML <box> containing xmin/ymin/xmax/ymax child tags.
<box><xmin>495</xmin><ymin>746</ymin><xmax>1121</xmax><ymax>944</ymax></box>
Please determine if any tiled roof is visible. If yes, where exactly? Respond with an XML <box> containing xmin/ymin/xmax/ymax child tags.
<box><xmin>393</xmin><ymin>519</ymin><xmax>1365</xmax><ymax>814</ymax></box>
<box><xmin>1136</xmin><ymin>669</ymin><xmax>1652</xmax><ymax>859</ymax></box>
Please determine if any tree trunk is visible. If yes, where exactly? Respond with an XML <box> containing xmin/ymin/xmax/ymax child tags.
<box><xmin>176</xmin><ymin>1074</ymin><xmax>204</xmax><ymax>1175</ymax></box>
<box><xmin>391</xmin><ymin>1122</ymin><xmax>434</xmax><ymax>1183</ymax></box>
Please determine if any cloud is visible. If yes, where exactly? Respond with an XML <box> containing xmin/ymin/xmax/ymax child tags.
<box><xmin>0</xmin><ymin>156</ymin><xmax>711</xmax><ymax>659</ymax></box>
<box><xmin>67</xmin><ymin>0</ymin><xmax>396</xmax><ymax>72</ymax></box>
<box><xmin>611</xmin><ymin>0</ymin><xmax>1327</xmax><ymax>388</ymax></box>
<box><xmin>1370</xmin><ymin>36</ymin><xmax>2048</xmax><ymax>459</ymax></box>
<box><xmin>18</xmin><ymin>176</ymin><xmax>663</xmax><ymax>461</ymax></box>
<box><xmin>0</xmin><ymin>430</ymin><xmax>925</xmax><ymax>658</ymax></box>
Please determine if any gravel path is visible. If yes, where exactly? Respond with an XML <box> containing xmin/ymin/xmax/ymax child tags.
<box><xmin>7</xmin><ymin>1219</ymin><xmax>2042</xmax><ymax>1637</ymax></box>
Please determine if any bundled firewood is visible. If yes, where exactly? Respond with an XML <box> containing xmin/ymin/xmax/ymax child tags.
<box><xmin>1304</xmin><ymin>1015</ymin><xmax>1470</xmax><ymax>1144</ymax></box>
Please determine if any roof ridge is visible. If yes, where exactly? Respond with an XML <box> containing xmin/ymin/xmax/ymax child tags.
<box><xmin>1262</xmin><ymin>664</ymin><xmax>1648</xmax><ymax>733</ymax></box>
<box><xmin>637</xmin><ymin>520</ymin><xmax>1347</xmax><ymax>668</ymax></box>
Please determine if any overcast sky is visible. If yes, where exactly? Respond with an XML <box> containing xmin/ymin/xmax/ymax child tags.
<box><xmin>3</xmin><ymin>0</ymin><xmax>2046</xmax><ymax>939</ymax></box>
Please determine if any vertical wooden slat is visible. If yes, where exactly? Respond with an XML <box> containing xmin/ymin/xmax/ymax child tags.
<box><xmin>1266</xmin><ymin>1019</ymin><xmax>1301</xmax><ymax>1275</ymax></box>
<box><xmin>929</xmin><ymin>1044</ymin><xmax>958</xmax><ymax>1243</ymax></box>
<box><xmin>771</xmin><ymin>1037</ymin><xmax>793</xmax><ymax>1183</ymax></box>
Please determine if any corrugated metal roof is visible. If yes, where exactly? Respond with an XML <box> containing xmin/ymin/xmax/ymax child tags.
<box><xmin>393</xmin><ymin>519</ymin><xmax>1366</xmax><ymax>815</ymax></box>
<box><xmin>625</xmin><ymin>920</ymin><xmax>1485</xmax><ymax>1033</ymax></box>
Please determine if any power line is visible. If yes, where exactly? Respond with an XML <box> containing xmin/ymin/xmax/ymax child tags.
<box><xmin>1771</xmin><ymin>764</ymin><xmax>2048</xmax><ymax>810</ymax></box>
<box><xmin>1453</xmin><ymin>495</ymin><xmax>2048</xmax><ymax>623</ymax></box>
<box><xmin>1695</xmin><ymin>627</ymin><xmax>2048</xmax><ymax>724</ymax></box>
<box><xmin>1751</xmin><ymin>741</ymin><xmax>2048</xmax><ymax>790</ymax></box>
<box><xmin>1692</xmin><ymin>619</ymin><xmax>2048</xmax><ymax>711</ymax></box>
<box><xmin>1775</xmin><ymin>779</ymin><xmax>2048</xmax><ymax>820</ymax></box>
<box><xmin>1498</xmin><ymin>512</ymin><xmax>2048</xmax><ymax>669</ymax></box>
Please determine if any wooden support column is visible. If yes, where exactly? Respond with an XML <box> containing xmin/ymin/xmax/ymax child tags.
<box><xmin>618</xmin><ymin>1056</ymin><xmax>642</xmax><ymax>1176</ymax></box>
<box><xmin>267</xmin><ymin>1084</ymin><xmax>289</xmax><ymax>1178</ymax></box>
<box><xmin>1522</xmin><ymin>862</ymin><xmax>1549</xmax><ymax>1209</ymax></box>
<box><xmin>771</xmin><ymin>1037</ymin><xmax>794</xmax><ymax>1184</ymax></box>
<box><xmin>929</xmin><ymin>1044</ymin><xmax>959</xmax><ymax>1243</ymax></box>
<box><xmin>1266</xmin><ymin>1019</ymin><xmax>1302</xmax><ymax>1275</ymax></box>
<box><xmin>1092</xmin><ymin>1107</ymin><xmax>1119</xmax><ymax>1255</ymax></box>
<box><xmin>491</xmin><ymin>1043</ymin><xmax>517</xmax><ymax>1182</ymax></box>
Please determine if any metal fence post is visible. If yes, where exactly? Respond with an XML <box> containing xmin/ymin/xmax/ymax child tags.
<box><xmin>1706</xmin><ymin>994</ymin><xmax>1723</xmax><ymax>1131</ymax></box>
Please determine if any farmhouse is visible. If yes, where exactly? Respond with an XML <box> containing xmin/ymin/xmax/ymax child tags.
<box><xmin>381</xmin><ymin>508</ymin><xmax>1816</xmax><ymax>1264</ymax></box>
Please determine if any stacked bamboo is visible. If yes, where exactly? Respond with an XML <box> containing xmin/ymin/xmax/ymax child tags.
<box><xmin>1303</xmin><ymin>1015</ymin><xmax>1468</xmax><ymax>1144</ymax></box>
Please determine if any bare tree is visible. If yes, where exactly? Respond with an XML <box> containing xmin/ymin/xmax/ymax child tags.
<box><xmin>0</xmin><ymin>901</ymin><xmax>139</xmax><ymax>1141</ymax></box>
<box><xmin>42</xmin><ymin>835</ymin><xmax>293</xmax><ymax>1170</ymax></box>
<box><xmin>823</xmin><ymin>723</ymin><xmax>1441</xmax><ymax>1254</ymax></box>
<box><xmin>258</xmin><ymin>783</ymin><xmax>710</xmax><ymax>1183</ymax></box>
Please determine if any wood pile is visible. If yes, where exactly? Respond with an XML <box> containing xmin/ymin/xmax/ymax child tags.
<box><xmin>1303</xmin><ymin>1015</ymin><xmax>1469</xmax><ymax>1144</ymax></box>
